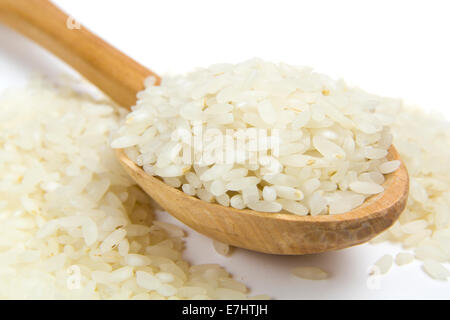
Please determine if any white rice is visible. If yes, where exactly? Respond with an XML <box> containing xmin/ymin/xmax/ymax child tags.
<box><xmin>373</xmin><ymin>254</ymin><xmax>393</xmax><ymax>275</ymax></box>
<box><xmin>212</xmin><ymin>240</ymin><xmax>232</xmax><ymax>257</ymax></box>
<box><xmin>2</xmin><ymin>60</ymin><xmax>449</xmax><ymax>298</ymax></box>
<box><xmin>422</xmin><ymin>260</ymin><xmax>450</xmax><ymax>281</ymax></box>
<box><xmin>112</xmin><ymin>59</ymin><xmax>400</xmax><ymax>215</ymax></box>
<box><xmin>0</xmin><ymin>79</ymin><xmax>263</xmax><ymax>299</ymax></box>
<box><xmin>395</xmin><ymin>252</ymin><xmax>414</xmax><ymax>266</ymax></box>
<box><xmin>291</xmin><ymin>267</ymin><xmax>329</xmax><ymax>280</ymax></box>
<box><xmin>370</xmin><ymin>105</ymin><xmax>450</xmax><ymax>281</ymax></box>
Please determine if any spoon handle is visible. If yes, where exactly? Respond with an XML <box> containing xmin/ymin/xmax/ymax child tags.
<box><xmin>0</xmin><ymin>0</ymin><xmax>159</xmax><ymax>108</ymax></box>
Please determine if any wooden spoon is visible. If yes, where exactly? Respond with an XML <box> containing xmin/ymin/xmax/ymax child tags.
<box><xmin>0</xmin><ymin>0</ymin><xmax>409</xmax><ymax>254</ymax></box>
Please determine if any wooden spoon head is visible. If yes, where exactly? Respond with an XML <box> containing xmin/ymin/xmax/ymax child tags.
<box><xmin>116</xmin><ymin>146</ymin><xmax>409</xmax><ymax>255</ymax></box>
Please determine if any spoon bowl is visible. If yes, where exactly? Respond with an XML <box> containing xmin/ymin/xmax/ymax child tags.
<box><xmin>0</xmin><ymin>0</ymin><xmax>409</xmax><ymax>254</ymax></box>
<box><xmin>116</xmin><ymin>147</ymin><xmax>408</xmax><ymax>254</ymax></box>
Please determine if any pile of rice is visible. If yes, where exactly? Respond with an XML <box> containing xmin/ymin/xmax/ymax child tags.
<box><xmin>0</xmin><ymin>60</ymin><xmax>448</xmax><ymax>301</ymax></box>
<box><xmin>0</xmin><ymin>80</ymin><xmax>266</xmax><ymax>299</ymax></box>
<box><xmin>370</xmin><ymin>105</ymin><xmax>450</xmax><ymax>280</ymax></box>
<box><xmin>112</xmin><ymin>59</ymin><xmax>401</xmax><ymax>215</ymax></box>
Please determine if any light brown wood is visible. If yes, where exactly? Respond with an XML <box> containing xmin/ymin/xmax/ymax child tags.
<box><xmin>0</xmin><ymin>0</ymin><xmax>159</xmax><ymax>109</ymax></box>
<box><xmin>0</xmin><ymin>0</ymin><xmax>410</xmax><ymax>254</ymax></box>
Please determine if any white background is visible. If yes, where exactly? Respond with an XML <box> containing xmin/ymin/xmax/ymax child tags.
<box><xmin>0</xmin><ymin>0</ymin><xmax>449</xmax><ymax>299</ymax></box>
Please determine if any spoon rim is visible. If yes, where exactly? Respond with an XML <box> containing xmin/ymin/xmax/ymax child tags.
<box><xmin>116</xmin><ymin>145</ymin><xmax>409</xmax><ymax>224</ymax></box>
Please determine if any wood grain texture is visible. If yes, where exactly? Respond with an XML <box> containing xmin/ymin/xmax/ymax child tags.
<box><xmin>0</xmin><ymin>0</ymin><xmax>410</xmax><ymax>255</ymax></box>
<box><xmin>0</xmin><ymin>0</ymin><xmax>159</xmax><ymax>109</ymax></box>
<box><xmin>117</xmin><ymin>147</ymin><xmax>409</xmax><ymax>254</ymax></box>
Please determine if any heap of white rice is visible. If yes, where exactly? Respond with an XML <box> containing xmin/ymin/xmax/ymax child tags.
<box><xmin>0</xmin><ymin>80</ymin><xmax>266</xmax><ymax>299</ymax></box>
<box><xmin>112</xmin><ymin>59</ymin><xmax>400</xmax><ymax>215</ymax></box>
<box><xmin>370</xmin><ymin>106</ymin><xmax>450</xmax><ymax>281</ymax></box>
<box><xmin>1</xmin><ymin>61</ymin><xmax>448</xmax><ymax>301</ymax></box>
